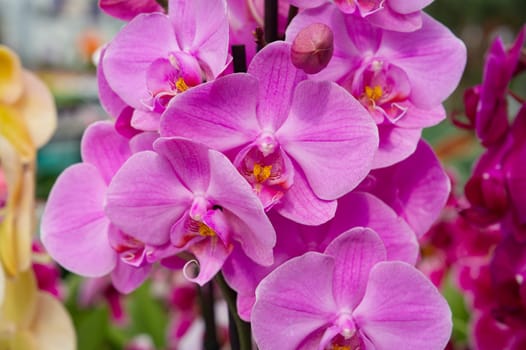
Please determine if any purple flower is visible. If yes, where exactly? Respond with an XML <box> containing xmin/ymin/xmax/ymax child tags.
<box><xmin>161</xmin><ymin>41</ymin><xmax>378</xmax><ymax>225</ymax></box>
<box><xmin>286</xmin><ymin>4</ymin><xmax>466</xmax><ymax>167</ymax></box>
<box><xmin>475</xmin><ymin>27</ymin><xmax>525</xmax><ymax>146</ymax></box>
<box><xmin>222</xmin><ymin>191</ymin><xmax>419</xmax><ymax>321</ymax></box>
<box><xmin>41</xmin><ymin>121</ymin><xmax>162</xmax><ymax>293</ymax></box>
<box><xmin>105</xmin><ymin>137</ymin><xmax>276</xmax><ymax>285</ymax></box>
<box><xmin>289</xmin><ymin>0</ymin><xmax>434</xmax><ymax>32</ymax></box>
<box><xmin>100</xmin><ymin>0</ymin><xmax>230</xmax><ymax>130</ymax></box>
<box><xmin>252</xmin><ymin>228</ymin><xmax>451</xmax><ymax>349</ymax></box>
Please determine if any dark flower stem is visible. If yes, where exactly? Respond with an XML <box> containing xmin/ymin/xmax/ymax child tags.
<box><xmin>198</xmin><ymin>283</ymin><xmax>220</xmax><ymax>350</ymax></box>
<box><xmin>264</xmin><ymin>0</ymin><xmax>279</xmax><ymax>43</ymax></box>
<box><xmin>232</xmin><ymin>45</ymin><xmax>248</xmax><ymax>73</ymax></box>
<box><xmin>215</xmin><ymin>273</ymin><xmax>252</xmax><ymax>350</ymax></box>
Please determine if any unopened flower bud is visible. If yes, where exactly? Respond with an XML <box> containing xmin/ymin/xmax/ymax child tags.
<box><xmin>291</xmin><ymin>23</ymin><xmax>334</xmax><ymax>74</ymax></box>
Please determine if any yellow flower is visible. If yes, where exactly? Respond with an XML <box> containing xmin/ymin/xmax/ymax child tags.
<box><xmin>0</xmin><ymin>46</ymin><xmax>57</xmax><ymax>277</ymax></box>
<box><xmin>0</xmin><ymin>268</ymin><xmax>76</xmax><ymax>350</ymax></box>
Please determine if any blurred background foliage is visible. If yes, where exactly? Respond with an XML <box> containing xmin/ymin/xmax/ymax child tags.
<box><xmin>0</xmin><ymin>0</ymin><xmax>525</xmax><ymax>349</ymax></box>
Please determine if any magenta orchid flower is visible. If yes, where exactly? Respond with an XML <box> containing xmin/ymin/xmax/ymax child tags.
<box><xmin>100</xmin><ymin>0</ymin><xmax>230</xmax><ymax>131</ymax></box>
<box><xmin>286</xmin><ymin>4</ymin><xmax>466</xmax><ymax>167</ymax></box>
<box><xmin>473</xmin><ymin>26</ymin><xmax>525</xmax><ymax>146</ymax></box>
<box><xmin>105</xmin><ymin>137</ymin><xmax>276</xmax><ymax>285</ymax></box>
<box><xmin>161</xmin><ymin>41</ymin><xmax>378</xmax><ymax>225</ymax></box>
<box><xmin>252</xmin><ymin>228</ymin><xmax>451</xmax><ymax>349</ymax></box>
<box><xmin>222</xmin><ymin>191</ymin><xmax>419</xmax><ymax>321</ymax></box>
<box><xmin>41</xmin><ymin>121</ymin><xmax>165</xmax><ymax>293</ymax></box>
<box><xmin>99</xmin><ymin>0</ymin><xmax>164</xmax><ymax>21</ymax></box>
<box><xmin>289</xmin><ymin>0</ymin><xmax>434</xmax><ymax>32</ymax></box>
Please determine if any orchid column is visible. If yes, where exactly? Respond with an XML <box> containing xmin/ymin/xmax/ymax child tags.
<box><xmin>41</xmin><ymin>0</ymin><xmax>467</xmax><ymax>349</ymax></box>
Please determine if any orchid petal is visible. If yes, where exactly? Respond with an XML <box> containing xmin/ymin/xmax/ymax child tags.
<box><xmin>99</xmin><ymin>0</ymin><xmax>163</xmax><ymax>21</ymax></box>
<box><xmin>274</xmin><ymin>167</ymin><xmax>337</xmax><ymax>225</ymax></box>
<box><xmin>330</xmin><ymin>192</ymin><xmax>419</xmax><ymax>264</ymax></box>
<box><xmin>41</xmin><ymin>163</ymin><xmax>116</xmax><ymax>277</ymax></box>
<box><xmin>103</xmin><ymin>13</ymin><xmax>179</xmax><ymax>109</ymax></box>
<box><xmin>0</xmin><ymin>45</ymin><xmax>23</xmax><ymax>104</ymax></box>
<box><xmin>354</xmin><ymin>261</ymin><xmax>452</xmax><ymax>350</ymax></box>
<box><xmin>324</xmin><ymin>228</ymin><xmax>386</xmax><ymax>308</ymax></box>
<box><xmin>106</xmin><ymin>151</ymin><xmax>193</xmax><ymax>245</ymax></box>
<box><xmin>154</xmin><ymin>137</ymin><xmax>210</xmax><ymax>193</ymax></box>
<box><xmin>29</xmin><ymin>292</ymin><xmax>76</xmax><ymax>350</ymax></box>
<box><xmin>247</xmin><ymin>41</ymin><xmax>306</xmax><ymax>130</ymax></box>
<box><xmin>81</xmin><ymin>121</ymin><xmax>132</xmax><ymax>184</ymax></box>
<box><xmin>372</xmin><ymin>124</ymin><xmax>421</xmax><ymax>169</ymax></box>
<box><xmin>277</xmin><ymin>79</ymin><xmax>378</xmax><ymax>199</ymax></box>
<box><xmin>14</xmin><ymin>71</ymin><xmax>57</xmax><ymax>148</ymax></box>
<box><xmin>161</xmin><ymin>74</ymin><xmax>260</xmax><ymax>151</ymax></box>
<box><xmin>111</xmin><ymin>260</ymin><xmax>152</xmax><ymax>294</ymax></box>
<box><xmin>253</xmin><ymin>252</ymin><xmax>337</xmax><ymax>350</ymax></box>
<box><xmin>184</xmin><ymin>238</ymin><xmax>232</xmax><ymax>286</ymax></box>
<box><xmin>206</xmin><ymin>150</ymin><xmax>275</xmax><ymax>265</ymax></box>
<box><xmin>169</xmin><ymin>0</ymin><xmax>229</xmax><ymax>77</ymax></box>
<box><xmin>382</xmin><ymin>14</ymin><xmax>466</xmax><ymax>109</ymax></box>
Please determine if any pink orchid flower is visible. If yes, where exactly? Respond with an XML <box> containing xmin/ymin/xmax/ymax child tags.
<box><xmin>100</xmin><ymin>0</ymin><xmax>230</xmax><ymax>130</ymax></box>
<box><xmin>289</xmin><ymin>0</ymin><xmax>434</xmax><ymax>32</ymax></box>
<box><xmin>286</xmin><ymin>4</ymin><xmax>466</xmax><ymax>167</ymax></box>
<box><xmin>41</xmin><ymin>121</ymin><xmax>166</xmax><ymax>293</ymax></box>
<box><xmin>105</xmin><ymin>137</ymin><xmax>276</xmax><ymax>285</ymax></box>
<box><xmin>161</xmin><ymin>41</ymin><xmax>378</xmax><ymax>225</ymax></box>
<box><xmin>252</xmin><ymin>228</ymin><xmax>452</xmax><ymax>349</ymax></box>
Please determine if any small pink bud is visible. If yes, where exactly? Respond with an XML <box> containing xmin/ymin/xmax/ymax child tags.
<box><xmin>291</xmin><ymin>23</ymin><xmax>334</xmax><ymax>74</ymax></box>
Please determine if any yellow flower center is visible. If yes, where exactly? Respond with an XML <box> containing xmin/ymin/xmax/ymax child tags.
<box><xmin>253</xmin><ymin>163</ymin><xmax>272</xmax><ymax>183</ymax></box>
<box><xmin>364</xmin><ymin>85</ymin><xmax>383</xmax><ymax>102</ymax></box>
<box><xmin>198</xmin><ymin>222</ymin><xmax>216</xmax><ymax>237</ymax></box>
<box><xmin>175</xmin><ymin>77</ymin><xmax>189</xmax><ymax>92</ymax></box>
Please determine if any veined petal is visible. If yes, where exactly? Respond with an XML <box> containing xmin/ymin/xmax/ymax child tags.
<box><xmin>366</xmin><ymin>5</ymin><xmax>422</xmax><ymax>32</ymax></box>
<box><xmin>324</xmin><ymin>228</ymin><xmax>386</xmax><ymax>309</ymax></box>
<box><xmin>368</xmin><ymin>140</ymin><xmax>450</xmax><ymax>237</ymax></box>
<box><xmin>41</xmin><ymin>163</ymin><xmax>116</xmax><ymax>277</ymax></box>
<box><xmin>353</xmin><ymin>261</ymin><xmax>452</xmax><ymax>350</ymax></box>
<box><xmin>329</xmin><ymin>192</ymin><xmax>419</xmax><ymax>264</ymax></box>
<box><xmin>154</xmin><ymin>138</ymin><xmax>210</xmax><ymax>193</ymax></box>
<box><xmin>100</xmin><ymin>0</ymin><xmax>163</xmax><ymax>21</ymax></box>
<box><xmin>274</xmin><ymin>167</ymin><xmax>337</xmax><ymax>225</ymax></box>
<box><xmin>248</xmin><ymin>41</ymin><xmax>306</xmax><ymax>130</ymax></box>
<box><xmin>111</xmin><ymin>260</ymin><xmax>152</xmax><ymax>294</ymax></box>
<box><xmin>106</xmin><ymin>151</ymin><xmax>193</xmax><ymax>245</ymax></box>
<box><xmin>381</xmin><ymin>14</ymin><xmax>466</xmax><ymax>109</ymax></box>
<box><xmin>169</xmin><ymin>0</ymin><xmax>229</xmax><ymax>78</ymax></box>
<box><xmin>103</xmin><ymin>13</ymin><xmax>179</xmax><ymax>109</ymax></box>
<box><xmin>277</xmin><ymin>80</ymin><xmax>378</xmax><ymax>200</ymax></box>
<box><xmin>388</xmin><ymin>0</ymin><xmax>434</xmax><ymax>14</ymax></box>
<box><xmin>206</xmin><ymin>150</ymin><xmax>275</xmax><ymax>265</ymax></box>
<box><xmin>184</xmin><ymin>238</ymin><xmax>232</xmax><ymax>286</ymax></box>
<box><xmin>161</xmin><ymin>74</ymin><xmax>260</xmax><ymax>151</ymax></box>
<box><xmin>97</xmin><ymin>48</ymin><xmax>128</xmax><ymax>119</ymax></box>
<box><xmin>81</xmin><ymin>121</ymin><xmax>132</xmax><ymax>184</ymax></box>
<box><xmin>253</xmin><ymin>252</ymin><xmax>337</xmax><ymax>350</ymax></box>
<box><xmin>372</xmin><ymin>124</ymin><xmax>421</xmax><ymax>169</ymax></box>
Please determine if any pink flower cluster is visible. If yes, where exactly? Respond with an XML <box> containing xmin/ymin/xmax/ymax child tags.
<box><xmin>422</xmin><ymin>27</ymin><xmax>526</xmax><ymax>349</ymax></box>
<box><xmin>42</xmin><ymin>0</ymin><xmax>468</xmax><ymax>348</ymax></box>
